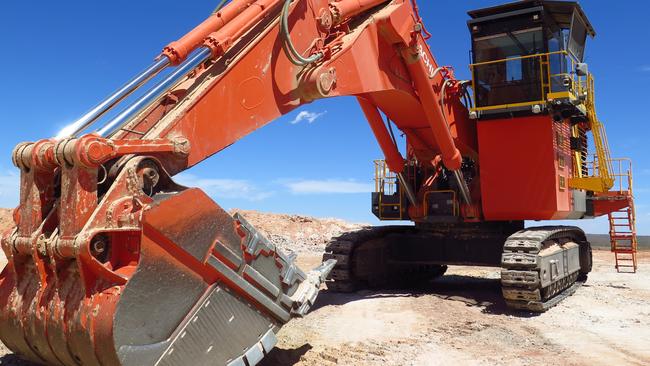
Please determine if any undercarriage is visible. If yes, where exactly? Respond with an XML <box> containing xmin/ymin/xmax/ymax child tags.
<box><xmin>324</xmin><ymin>224</ymin><xmax>593</xmax><ymax>312</ymax></box>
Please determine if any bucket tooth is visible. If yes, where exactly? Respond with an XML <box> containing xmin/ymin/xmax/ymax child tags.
<box><xmin>233</xmin><ymin>212</ymin><xmax>336</xmax><ymax>317</ymax></box>
<box><xmin>290</xmin><ymin>259</ymin><xmax>336</xmax><ymax>317</ymax></box>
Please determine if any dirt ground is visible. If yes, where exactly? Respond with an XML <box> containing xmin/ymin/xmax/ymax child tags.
<box><xmin>0</xmin><ymin>210</ymin><xmax>648</xmax><ymax>365</ymax></box>
<box><xmin>260</xmin><ymin>251</ymin><xmax>650</xmax><ymax>366</ymax></box>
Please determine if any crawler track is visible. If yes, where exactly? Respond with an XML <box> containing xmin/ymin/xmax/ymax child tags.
<box><xmin>323</xmin><ymin>227</ymin><xmax>447</xmax><ymax>292</ymax></box>
<box><xmin>324</xmin><ymin>225</ymin><xmax>592</xmax><ymax>313</ymax></box>
<box><xmin>500</xmin><ymin>226</ymin><xmax>592</xmax><ymax>312</ymax></box>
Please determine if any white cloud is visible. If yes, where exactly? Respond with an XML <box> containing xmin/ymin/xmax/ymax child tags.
<box><xmin>284</xmin><ymin>179</ymin><xmax>373</xmax><ymax>194</ymax></box>
<box><xmin>290</xmin><ymin>110</ymin><xmax>326</xmax><ymax>125</ymax></box>
<box><xmin>175</xmin><ymin>173</ymin><xmax>273</xmax><ymax>201</ymax></box>
<box><xmin>0</xmin><ymin>171</ymin><xmax>20</xmax><ymax>208</ymax></box>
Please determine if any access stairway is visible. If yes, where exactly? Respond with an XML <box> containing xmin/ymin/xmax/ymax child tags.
<box><xmin>565</xmin><ymin>70</ymin><xmax>638</xmax><ymax>273</ymax></box>
<box><xmin>609</xmin><ymin>202</ymin><xmax>637</xmax><ymax>272</ymax></box>
<box><xmin>593</xmin><ymin>158</ymin><xmax>638</xmax><ymax>273</ymax></box>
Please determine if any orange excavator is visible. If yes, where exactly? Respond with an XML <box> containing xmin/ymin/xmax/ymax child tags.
<box><xmin>0</xmin><ymin>0</ymin><xmax>637</xmax><ymax>365</ymax></box>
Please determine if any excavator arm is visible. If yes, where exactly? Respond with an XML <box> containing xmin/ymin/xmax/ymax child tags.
<box><xmin>1</xmin><ymin>1</ymin><xmax>476</xmax><ymax>365</ymax></box>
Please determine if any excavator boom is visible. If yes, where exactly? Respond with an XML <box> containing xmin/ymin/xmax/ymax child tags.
<box><xmin>0</xmin><ymin>0</ymin><xmax>467</xmax><ymax>365</ymax></box>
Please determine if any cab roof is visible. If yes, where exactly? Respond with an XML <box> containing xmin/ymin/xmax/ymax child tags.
<box><xmin>467</xmin><ymin>0</ymin><xmax>595</xmax><ymax>37</ymax></box>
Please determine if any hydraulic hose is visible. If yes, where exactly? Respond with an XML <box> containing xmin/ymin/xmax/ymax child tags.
<box><xmin>212</xmin><ymin>0</ymin><xmax>229</xmax><ymax>13</ymax></box>
<box><xmin>386</xmin><ymin>117</ymin><xmax>398</xmax><ymax>148</ymax></box>
<box><xmin>280</xmin><ymin>0</ymin><xmax>323</xmax><ymax>66</ymax></box>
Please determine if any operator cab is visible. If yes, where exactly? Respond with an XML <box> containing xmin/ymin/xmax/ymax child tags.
<box><xmin>467</xmin><ymin>0</ymin><xmax>595</xmax><ymax>120</ymax></box>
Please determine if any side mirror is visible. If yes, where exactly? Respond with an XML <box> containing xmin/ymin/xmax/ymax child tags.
<box><xmin>575</xmin><ymin>63</ymin><xmax>588</xmax><ymax>77</ymax></box>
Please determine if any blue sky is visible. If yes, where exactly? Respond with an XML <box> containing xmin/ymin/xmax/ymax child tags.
<box><xmin>0</xmin><ymin>1</ymin><xmax>648</xmax><ymax>234</ymax></box>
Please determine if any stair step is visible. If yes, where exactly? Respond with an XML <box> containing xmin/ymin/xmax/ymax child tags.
<box><xmin>608</xmin><ymin>201</ymin><xmax>638</xmax><ymax>273</ymax></box>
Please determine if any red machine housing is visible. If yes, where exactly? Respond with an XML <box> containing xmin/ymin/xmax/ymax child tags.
<box><xmin>478</xmin><ymin>115</ymin><xmax>578</xmax><ymax>220</ymax></box>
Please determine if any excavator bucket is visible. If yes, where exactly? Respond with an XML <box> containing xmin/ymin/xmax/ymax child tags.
<box><xmin>0</xmin><ymin>187</ymin><xmax>335</xmax><ymax>365</ymax></box>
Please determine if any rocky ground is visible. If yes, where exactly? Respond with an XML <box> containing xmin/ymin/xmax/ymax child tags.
<box><xmin>230</xmin><ymin>209</ymin><xmax>364</xmax><ymax>254</ymax></box>
<box><xmin>262</xmin><ymin>251</ymin><xmax>650</xmax><ymax>366</ymax></box>
<box><xmin>0</xmin><ymin>210</ymin><xmax>648</xmax><ymax>366</ymax></box>
<box><xmin>0</xmin><ymin>210</ymin><xmax>12</xmax><ymax>235</ymax></box>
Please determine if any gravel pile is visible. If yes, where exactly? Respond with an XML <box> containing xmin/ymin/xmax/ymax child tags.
<box><xmin>231</xmin><ymin>209</ymin><xmax>365</xmax><ymax>254</ymax></box>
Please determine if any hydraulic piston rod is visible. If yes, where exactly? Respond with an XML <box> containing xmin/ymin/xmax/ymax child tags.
<box><xmin>55</xmin><ymin>1</ymin><xmax>245</xmax><ymax>140</ymax></box>
<box><xmin>56</xmin><ymin>57</ymin><xmax>170</xmax><ymax>139</ymax></box>
<box><xmin>97</xmin><ymin>47</ymin><xmax>213</xmax><ymax>137</ymax></box>
<box><xmin>453</xmin><ymin>170</ymin><xmax>472</xmax><ymax>205</ymax></box>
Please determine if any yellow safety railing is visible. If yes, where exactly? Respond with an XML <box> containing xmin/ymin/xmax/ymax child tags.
<box><xmin>586</xmin><ymin>157</ymin><xmax>632</xmax><ymax>195</ymax></box>
<box><xmin>469</xmin><ymin>50</ymin><xmax>614</xmax><ymax>192</ymax></box>
<box><xmin>569</xmin><ymin>74</ymin><xmax>614</xmax><ymax>192</ymax></box>
<box><xmin>374</xmin><ymin>159</ymin><xmax>397</xmax><ymax>193</ymax></box>
<box><xmin>374</xmin><ymin>160</ymin><xmax>403</xmax><ymax>220</ymax></box>
<box><xmin>469</xmin><ymin>50</ymin><xmax>585</xmax><ymax>113</ymax></box>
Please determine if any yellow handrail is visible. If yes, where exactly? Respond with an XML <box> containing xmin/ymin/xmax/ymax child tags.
<box><xmin>469</xmin><ymin>50</ymin><xmax>582</xmax><ymax>113</ymax></box>
<box><xmin>374</xmin><ymin>159</ymin><xmax>403</xmax><ymax>220</ymax></box>
<box><xmin>469</xmin><ymin>50</ymin><xmax>615</xmax><ymax>192</ymax></box>
<box><xmin>570</xmin><ymin>74</ymin><xmax>614</xmax><ymax>192</ymax></box>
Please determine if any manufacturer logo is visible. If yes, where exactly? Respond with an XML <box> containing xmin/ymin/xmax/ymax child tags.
<box><xmin>417</xmin><ymin>44</ymin><xmax>436</xmax><ymax>79</ymax></box>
